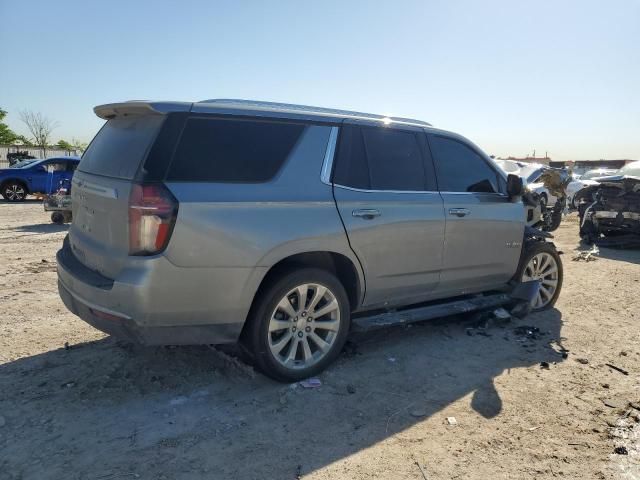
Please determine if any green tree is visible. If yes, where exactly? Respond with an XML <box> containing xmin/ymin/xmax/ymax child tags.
<box><xmin>14</xmin><ymin>135</ymin><xmax>33</xmax><ymax>147</ymax></box>
<box><xmin>0</xmin><ymin>108</ymin><xmax>18</xmax><ymax>144</ymax></box>
<box><xmin>57</xmin><ymin>139</ymin><xmax>74</xmax><ymax>151</ymax></box>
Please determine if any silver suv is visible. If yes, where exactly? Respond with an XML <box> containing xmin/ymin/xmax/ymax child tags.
<box><xmin>57</xmin><ymin>99</ymin><xmax>563</xmax><ymax>381</ymax></box>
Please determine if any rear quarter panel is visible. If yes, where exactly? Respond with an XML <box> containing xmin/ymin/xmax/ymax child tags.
<box><xmin>164</xmin><ymin>125</ymin><xmax>364</xmax><ymax>308</ymax></box>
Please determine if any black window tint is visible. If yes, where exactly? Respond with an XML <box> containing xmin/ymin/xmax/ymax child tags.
<box><xmin>429</xmin><ymin>136</ymin><xmax>498</xmax><ymax>193</ymax></box>
<box><xmin>333</xmin><ymin>125</ymin><xmax>426</xmax><ymax>191</ymax></box>
<box><xmin>167</xmin><ymin>117</ymin><xmax>306</xmax><ymax>182</ymax></box>
<box><xmin>333</xmin><ymin>126</ymin><xmax>370</xmax><ymax>189</ymax></box>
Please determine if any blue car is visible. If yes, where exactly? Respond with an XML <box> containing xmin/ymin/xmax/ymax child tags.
<box><xmin>0</xmin><ymin>156</ymin><xmax>80</xmax><ymax>202</ymax></box>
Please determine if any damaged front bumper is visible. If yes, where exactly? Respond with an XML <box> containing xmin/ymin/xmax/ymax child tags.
<box><xmin>576</xmin><ymin>176</ymin><xmax>640</xmax><ymax>248</ymax></box>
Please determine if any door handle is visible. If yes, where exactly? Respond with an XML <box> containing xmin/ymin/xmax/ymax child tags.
<box><xmin>352</xmin><ymin>209</ymin><xmax>381</xmax><ymax>220</ymax></box>
<box><xmin>448</xmin><ymin>208</ymin><xmax>471</xmax><ymax>217</ymax></box>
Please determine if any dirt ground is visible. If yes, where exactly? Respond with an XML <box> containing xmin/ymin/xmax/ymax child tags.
<box><xmin>1</xmin><ymin>201</ymin><xmax>639</xmax><ymax>480</ymax></box>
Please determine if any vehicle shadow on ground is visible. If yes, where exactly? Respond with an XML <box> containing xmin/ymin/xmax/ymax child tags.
<box><xmin>0</xmin><ymin>310</ymin><xmax>565</xmax><ymax>479</ymax></box>
<box><xmin>0</xmin><ymin>199</ymin><xmax>42</xmax><ymax>204</ymax></box>
<box><xmin>595</xmin><ymin>246</ymin><xmax>640</xmax><ymax>265</ymax></box>
<box><xmin>13</xmin><ymin>223</ymin><xmax>69</xmax><ymax>234</ymax></box>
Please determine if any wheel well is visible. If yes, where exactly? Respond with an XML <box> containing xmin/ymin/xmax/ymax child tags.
<box><xmin>255</xmin><ymin>252</ymin><xmax>361</xmax><ymax>312</ymax></box>
<box><xmin>1</xmin><ymin>179</ymin><xmax>29</xmax><ymax>193</ymax></box>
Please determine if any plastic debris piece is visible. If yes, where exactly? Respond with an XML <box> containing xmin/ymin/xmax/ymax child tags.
<box><xmin>446</xmin><ymin>416</ymin><xmax>458</xmax><ymax>425</ymax></box>
<box><xmin>493</xmin><ymin>308</ymin><xmax>511</xmax><ymax>320</ymax></box>
<box><xmin>300</xmin><ymin>378</ymin><xmax>322</xmax><ymax>389</ymax></box>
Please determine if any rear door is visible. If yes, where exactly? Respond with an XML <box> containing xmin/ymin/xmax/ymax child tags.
<box><xmin>333</xmin><ymin>123</ymin><xmax>445</xmax><ymax>308</ymax></box>
<box><xmin>69</xmin><ymin>114</ymin><xmax>166</xmax><ymax>278</ymax></box>
<box><xmin>427</xmin><ymin>133</ymin><xmax>524</xmax><ymax>295</ymax></box>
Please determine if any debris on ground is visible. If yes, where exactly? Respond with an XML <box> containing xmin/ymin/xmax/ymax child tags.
<box><xmin>576</xmin><ymin>358</ymin><xmax>589</xmax><ymax>365</ymax></box>
<box><xmin>446</xmin><ymin>417</ymin><xmax>458</xmax><ymax>426</ymax></box>
<box><xmin>300</xmin><ymin>378</ymin><xmax>322</xmax><ymax>389</ymax></box>
<box><xmin>613</xmin><ymin>446</ymin><xmax>628</xmax><ymax>455</ymax></box>
<box><xmin>513</xmin><ymin>325</ymin><xmax>541</xmax><ymax>340</ymax></box>
<box><xmin>387</xmin><ymin>356</ymin><xmax>397</xmax><ymax>363</ymax></box>
<box><xmin>540</xmin><ymin>361</ymin><xmax>550</xmax><ymax>369</ymax></box>
<box><xmin>572</xmin><ymin>245</ymin><xmax>600</xmax><ymax>262</ymax></box>
<box><xmin>605</xmin><ymin>363</ymin><xmax>629</xmax><ymax>376</ymax></box>
<box><xmin>493</xmin><ymin>307</ymin><xmax>511</xmax><ymax>321</ymax></box>
<box><xmin>347</xmin><ymin>384</ymin><xmax>356</xmax><ymax>394</ymax></box>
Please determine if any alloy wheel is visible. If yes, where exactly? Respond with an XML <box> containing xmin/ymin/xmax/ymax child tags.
<box><xmin>5</xmin><ymin>184</ymin><xmax>26</xmax><ymax>201</ymax></box>
<box><xmin>267</xmin><ymin>283</ymin><xmax>341</xmax><ymax>370</ymax></box>
<box><xmin>521</xmin><ymin>252</ymin><xmax>559</xmax><ymax>309</ymax></box>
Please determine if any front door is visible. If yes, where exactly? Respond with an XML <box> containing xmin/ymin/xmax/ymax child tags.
<box><xmin>427</xmin><ymin>134</ymin><xmax>524</xmax><ymax>295</ymax></box>
<box><xmin>332</xmin><ymin>124</ymin><xmax>445</xmax><ymax>308</ymax></box>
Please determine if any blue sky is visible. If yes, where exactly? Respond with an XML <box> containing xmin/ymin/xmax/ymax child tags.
<box><xmin>1</xmin><ymin>0</ymin><xmax>638</xmax><ymax>160</ymax></box>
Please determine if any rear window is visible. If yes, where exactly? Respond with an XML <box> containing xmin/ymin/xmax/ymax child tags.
<box><xmin>166</xmin><ymin>117</ymin><xmax>306</xmax><ymax>182</ymax></box>
<box><xmin>79</xmin><ymin>115</ymin><xmax>164</xmax><ymax>179</ymax></box>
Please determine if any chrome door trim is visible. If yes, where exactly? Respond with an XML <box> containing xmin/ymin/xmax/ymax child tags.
<box><xmin>320</xmin><ymin>126</ymin><xmax>339</xmax><ymax>185</ymax></box>
<box><xmin>334</xmin><ymin>184</ymin><xmax>440</xmax><ymax>195</ymax></box>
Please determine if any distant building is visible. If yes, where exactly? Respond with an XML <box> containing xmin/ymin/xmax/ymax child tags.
<box><xmin>497</xmin><ymin>155</ymin><xmax>552</xmax><ymax>165</ymax></box>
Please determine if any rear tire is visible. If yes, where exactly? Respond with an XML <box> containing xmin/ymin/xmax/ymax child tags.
<box><xmin>243</xmin><ymin>268</ymin><xmax>351</xmax><ymax>382</ymax></box>
<box><xmin>515</xmin><ymin>242</ymin><xmax>563</xmax><ymax>311</ymax></box>
<box><xmin>2</xmin><ymin>182</ymin><xmax>27</xmax><ymax>202</ymax></box>
<box><xmin>51</xmin><ymin>212</ymin><xmax>65</xmax><ymax>224</ymax></box>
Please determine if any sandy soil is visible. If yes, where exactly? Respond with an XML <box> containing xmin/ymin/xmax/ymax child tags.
<box><xmin>0</xmin><ymin>202</ymin><xmax>639</xmax><ymax>480</ymax></box>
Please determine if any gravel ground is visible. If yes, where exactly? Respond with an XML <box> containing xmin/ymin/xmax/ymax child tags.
<box><xmin>0</xmin><ymin>202</ymin><xmax>639</xmax><ymax>480</ymax></box>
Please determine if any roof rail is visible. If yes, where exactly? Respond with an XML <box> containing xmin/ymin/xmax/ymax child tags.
<box><xmin>198</xmin><ymin>99</ymin><xmax>431</xmax><ymax>127</ymax></box>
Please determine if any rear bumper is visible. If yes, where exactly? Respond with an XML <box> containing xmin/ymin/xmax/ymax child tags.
<box><xmin>56</xmin><ymin>236</ymin><xmax>258</xmax><ymax>345</ymax></box>
<box><xmin>58</xmin><ymin>280</ymin><xmax>241</xmax><ymax>344</ymax></box>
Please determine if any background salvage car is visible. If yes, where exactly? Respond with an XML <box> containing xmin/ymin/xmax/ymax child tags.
<box><xmin>576</xmin><ymin>161</ymin><xmax>640</xmax><ymax>248</ymax></box>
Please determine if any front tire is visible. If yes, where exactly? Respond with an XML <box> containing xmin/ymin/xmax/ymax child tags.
<box><xmin>2</xmin><ymin>182</ymin><xmax>27</xmax><ymax>202</ymax></box>
<box><xmin>516</xmin><ymin>242</ymin><xmax>563</xmax><ymax>311</ymax></box>
<box><xmin>243</xmin><ymin>268</ymin><xmax>351</xmax><ymax>382</ymax></box>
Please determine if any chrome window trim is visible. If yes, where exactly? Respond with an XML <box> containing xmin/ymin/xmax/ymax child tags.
<box><xmin>439</xmin><ymin>191</ymin><xmax>507</xmax><ymax>197</ymax></box>
<box><xmin>334</xmin><ymin>183</ymin><xmax>439</xmax><ymax>195</ymax></box>
<box><xmin>320</xmin><ymin>126</ymin><xmax>339</xmax><ymax>185</ymax></box>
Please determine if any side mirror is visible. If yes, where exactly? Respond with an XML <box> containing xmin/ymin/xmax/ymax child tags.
<box><xmin>506</xmin><ymin>174</ymin><xmax>523</xmax><ymax>199</ymax></box>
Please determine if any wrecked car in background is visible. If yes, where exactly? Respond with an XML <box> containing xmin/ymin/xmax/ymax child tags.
<box><xmin>494</xmin><ymin>159</ymin><xmax>571</xmax><ymax>232</ymax></box>
<box><xmin>576</xmin><ymin>161</ymin><xmax>640</xmax><ymax>248</ymax></box>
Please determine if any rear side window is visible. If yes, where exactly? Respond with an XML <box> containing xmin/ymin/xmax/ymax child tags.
<box><xmin>166</xmin><ymin>117</ymin><xmax>306</xmax><ymax>182</ymax></box>
<box><xmin>333</xmin><ymin>125</ymin><xmax>426</xmax><ymax>191</ymax></box>
<box><xmin>79</xmin><ymin>115</ymin><xmax>164</xmax><ymax>179</ymax></box>
<box><xmin>429</xmin><ymin>135</ymin><xmax>499</xmax><ymax>193</ymax></box>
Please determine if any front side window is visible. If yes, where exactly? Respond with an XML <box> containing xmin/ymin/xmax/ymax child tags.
<box><xmin>333</xmin><ymin>125</ymin><xmax>426</xmax><ymax>191</ymax></box>
<box><xmin>429</xmin><ymin>135</ymin><xmax>499</xmax><ymax>193</ymax></box>
<box><xmin>167</xmin><ymin>117</ymin><xmax>306</xmax><ymax>182</ymax></box>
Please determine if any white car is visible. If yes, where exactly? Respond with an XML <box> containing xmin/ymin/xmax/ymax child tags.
<box><xmin>567</xmin><ymin>168</ymin><xmax>618</xmax><ymax>208</ymax></box>
<box><xmin>494</xmin><ymin>160</ymin><xmax>557</xmax><ymax>208</ymax></box>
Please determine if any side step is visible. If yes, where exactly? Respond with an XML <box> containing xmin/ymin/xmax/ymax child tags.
<box><xmin>351</xmin><ymin>293</ymin><xmax>512</xmax><ymax>333</ymax></box>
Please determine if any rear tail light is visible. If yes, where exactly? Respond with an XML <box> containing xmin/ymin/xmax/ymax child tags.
<box><xmin>128</xmin><ymin>183</ymin><xmax>178</xmax><ymax>256</ymax></box>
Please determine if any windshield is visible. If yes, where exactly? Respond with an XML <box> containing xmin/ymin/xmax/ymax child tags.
<box><xmin>581</xmin><ymin>169</ymin><xmax>615</xmax><ymax>180</ymax></box>
<box><xmin>10</xmin><ymin>159</ymin><xmax>39</xmax><ymax>169</ymax></box>
<box><xmin>525</xmin><ymin>168</ymin><xmax>544</xmax><ymax>183</ymax></box>
<box><xmin>619</xmin><ymin>161</ymin><xmax>640</xmax><ymax>177</ymax></box>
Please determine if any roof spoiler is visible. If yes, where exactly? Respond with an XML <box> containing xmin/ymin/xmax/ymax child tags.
<box><xmin>94</xmin><ymin>101</ymin><xmax>192</xmax><ymax>120</ymax></box>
